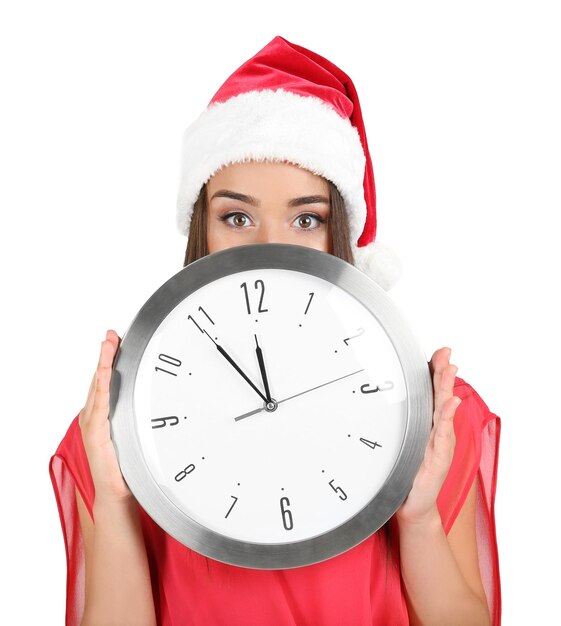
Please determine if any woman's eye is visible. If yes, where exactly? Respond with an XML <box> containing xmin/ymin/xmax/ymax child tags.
<box><xmin>221</xmin><ymin>212</ymin><xmax>250</xmax><ymax>228</ymax></box>
<box><xmin>294</xmin><ymin>214</ymin><xmax>325</xmax><ymax>229</ymax></box>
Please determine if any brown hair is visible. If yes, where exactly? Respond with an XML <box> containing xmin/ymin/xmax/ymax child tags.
<box><xmin>183</xmin><ymin>179</ymin><xmax>354</xmax><ymax>267</ymax></box>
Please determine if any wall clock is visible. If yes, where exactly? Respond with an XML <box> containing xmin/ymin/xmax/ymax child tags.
<box><xmin>110</xmin><ymin>243</ymin><xmax>432</xmax><ymax>569</ymax></box>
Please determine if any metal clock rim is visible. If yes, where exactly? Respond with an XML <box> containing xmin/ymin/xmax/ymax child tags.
<box><xmin>110</xmin><ymin>243</ymin><xmax>433</xmax><ymax>569</ymax></box>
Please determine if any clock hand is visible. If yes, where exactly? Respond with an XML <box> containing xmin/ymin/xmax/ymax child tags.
<box><xmin>254</xmin><ymin>334</ymin><xmax>272</xmax><ymax>403</ymax></box>
<box><xmin>203</xmin><ymin>330</ymin><xmax>269</xmax><ymax>404</ymax></box>
<box><xmin>233</xmin><ymin>405</ymin><xmax>266</xmax><ymax>421</ymax></box>
<box><xmin>234</xmin><ymin>368</ymin><xmax>365</xmax><ymax>421</ymax></box>
<box><xmin>276</xmin><ymin>368</ymin><xmax>365</xmax><ymax>405</ymax></box>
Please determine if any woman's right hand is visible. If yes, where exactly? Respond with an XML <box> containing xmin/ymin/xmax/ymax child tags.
<box><xmin>77</xmin><ymin>331</ymin><xmax>157</xmax><ymax>626</ymax></box>
<box><xmin>79</xmin><ymin>329</ymin><xmax>132</xmax><ymax>504</ymax></box>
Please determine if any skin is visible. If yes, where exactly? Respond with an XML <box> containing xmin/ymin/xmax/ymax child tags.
<box><xmin>77</xmin><ymin>161</ymin><xmax>490</xmax><ymax>625</ymax></box>
<box><xmin>206</xmin><ymin>161</ymin><xmax>332</xmax><ymax>254</ymax></box>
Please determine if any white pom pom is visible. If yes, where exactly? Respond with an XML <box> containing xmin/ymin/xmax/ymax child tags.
<box><xmin>353</xmin><ymin>241</ymin><xmax>402</xmax><ymax>291</ymax></box>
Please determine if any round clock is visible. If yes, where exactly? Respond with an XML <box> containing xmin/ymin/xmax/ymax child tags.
<box><xmin>110</xmin><ymin>243</ymin><xmax>432</xmax><ymax>569</ymax></box>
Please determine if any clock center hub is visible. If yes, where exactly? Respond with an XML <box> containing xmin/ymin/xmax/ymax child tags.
<box><xmin>265</xmin><ymin>399</ymin><xmax>278</xmax><ymax>412</ymax></box>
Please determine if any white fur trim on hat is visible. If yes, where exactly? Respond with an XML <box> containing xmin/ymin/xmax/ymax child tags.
<box><xmin>177</xmin><ymin>89</ymin><xmax>367</xmax><ymax>246</ymax></box>
<box><xmin>353</xmin><ymin>241</ymin><xmax>402</xmax><ymax>291</ymax></box>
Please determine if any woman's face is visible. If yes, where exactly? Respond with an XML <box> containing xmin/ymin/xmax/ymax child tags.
<box><xmin>206</xmin><ymin>161</ymin><xmax>331</xmax><ymax>254</ymax></box>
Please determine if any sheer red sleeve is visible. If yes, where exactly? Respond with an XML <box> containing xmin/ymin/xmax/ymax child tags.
<box><xmin>49</xmin><ymin>416</ymin><xmax>94</xmax><ymax>626</ymax></box>
<box><xmin>437</xmin><ymin>377</ymin><xmax>501</xmax><ymax>625</ymax></box>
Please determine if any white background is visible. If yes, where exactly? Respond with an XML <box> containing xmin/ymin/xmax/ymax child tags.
<box><xmin>1</xmin><ymin>1</ymin><xmax>559</xmax><ymax>623</ymax></box>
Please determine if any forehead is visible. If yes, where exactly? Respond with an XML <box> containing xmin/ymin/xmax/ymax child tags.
<box><xmin>207</xmin><ymin>161</ymin><xmax>329</xmax><ymax>197</ymax></box>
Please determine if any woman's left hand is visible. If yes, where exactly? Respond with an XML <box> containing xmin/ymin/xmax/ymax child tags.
<box><xmin>396</xmin><ymin>347</ymin><xmax>462</xmax><ymax>525</ymax></box>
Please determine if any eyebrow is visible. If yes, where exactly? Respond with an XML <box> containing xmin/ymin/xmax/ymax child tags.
<box><xmin>210</xmin><ymin>190</ymin><xmax>329</xmax><ymax>208</ymax></box>
<box><xmin>210</xmin><ymin>190</ymin><xmax>258</xmax><ymax>205</ymax></box>
<box><xmin>288</xmin><ymin>195</ymin><xmax>329</xmax><ymax>208</ymax></box>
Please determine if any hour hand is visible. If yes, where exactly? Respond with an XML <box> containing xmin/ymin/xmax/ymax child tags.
<box><xmin>254</xmin><ymin>334</ymin><xmax>272</xmax><ymax>403</ymax></box>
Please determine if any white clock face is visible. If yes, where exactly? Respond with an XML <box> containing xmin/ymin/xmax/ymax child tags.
<box><xmin>133</xmin><ymin>268</ymin><xmax>407</xmax><ymax>544</ymax></box>
<box><xmin>112</xmin><ymin>244</ymin><xmax>432</xmax><ymax>568</ymax></box>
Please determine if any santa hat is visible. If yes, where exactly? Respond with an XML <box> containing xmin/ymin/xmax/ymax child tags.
<box><xmin>177</xmin><ymin>36</ymin><xmax>400</xmax><ymax>290</ymax></box>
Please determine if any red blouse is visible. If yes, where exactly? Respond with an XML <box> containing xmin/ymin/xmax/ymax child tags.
<box><xmin>50</xmin><ymin>377</ymin><xmax>501</xmax><ymax>625</ymax></box>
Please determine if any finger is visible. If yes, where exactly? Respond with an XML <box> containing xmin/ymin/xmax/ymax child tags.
<box><xmin>97</xmin><ymin>336</ymin><xmax>118</xmax><ymax>387</ymax></box>
<box><xmin>432</xmin><ymin>395</ymin><xmax>461</xmax><ymax>470</ymax></box>
<box><xmin>82</xmin><ymin>373</ymin><xmax>97</xmax><ymax>420</ymax></box>
<box><xmin>426</xmin><ymin>370</ymin><xmax>455</xmax><ymax>451</ymax></box>
<box><xmin>98</xmin><ymin>330</ymin><xmax>119</xmax><ymax>369</ymax></box>
<box><xmin>79</xmin><ymin>372</ymin><xmax>97</xmax><ymax>428</ymax></box>
<box><xmin>80</xmin><ymin>332</ymin><xmax>119</xmax><ymax>428</ymax></box>
<box><xmin>105</xmin><ymin>329</ymin><xmax>121</xmax><ymax>354</ymax></box>
<box><xmin>433</xmin><ymin>362</ymin><xmax>458</xmax><ymax>429</ymax></box>
<box><xmin>89</xmin><ymin>338</ymin><xmax>118</xmax><ymax>429</ymax></box>
<box><xmin>431</xmin><ymin>347</ymin><xmax>451</xmax><ymax>412</ymax></box>
<box><xmin>430</xmin><ymin>347</ymin><xmax>450</xmax><ymax>404</ymax></box>
<box><xmin>429</xmin><ymin>346</ymin><xmax>450</xmax><ymax>377</ymax></box>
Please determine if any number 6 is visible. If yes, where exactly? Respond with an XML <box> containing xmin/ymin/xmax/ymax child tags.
<box><xmin>280</xmin><ymin>496</ymin><xmax>294</xmax><ymax>530</ymax></box>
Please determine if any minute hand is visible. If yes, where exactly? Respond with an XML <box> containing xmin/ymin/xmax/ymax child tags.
<box><xmin>204</xmin><ymin>330</ymin><xmax>269</xmax><ymax>404</ymax></box>
<box><xmin>234</xmin><ymin>368</ymin><xmax>364</xmax><ymax>422</ymax></box>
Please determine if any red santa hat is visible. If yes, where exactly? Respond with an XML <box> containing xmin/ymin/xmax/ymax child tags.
<box><xmin>177</xmin><ymin>36</ymin><xmax>400</xmax><ymax>289</ymax></box>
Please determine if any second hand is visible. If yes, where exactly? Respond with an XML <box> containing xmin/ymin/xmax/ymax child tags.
<box><xmin>234</xmin><ymin>368</ymin><xmax>365</xmax><ymax>422</ymax></box>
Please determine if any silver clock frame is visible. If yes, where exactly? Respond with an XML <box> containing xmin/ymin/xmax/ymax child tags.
<box><xmin>110</xmin><ymin>243</ymin><xmax>433</xmax><ymax>569</ymax></box>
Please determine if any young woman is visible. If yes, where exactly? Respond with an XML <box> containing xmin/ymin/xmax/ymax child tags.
<box><xmin>50</xmin><ymin>36</ymin><xmax>501</xmax><ymax>626</ymax></box>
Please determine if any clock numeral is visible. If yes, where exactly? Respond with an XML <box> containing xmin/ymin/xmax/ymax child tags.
<box><xmin>343</xmin><ymin>327</ymin><xmax>365</xmax><ymax>346</ymax></box>
<box><xmin>174</xmin><ymin>463</ymin><xmax>196</xmax><ymax>482</ymax></box>
<box><xmin>360</xmin><ymin>438</ymin><xmax>382</xmax><ymax>450</ymax></box>
<box><xmin>241</xmin><ymin>280</ymin><xmax>268</xmax><ymax>315</ymax></box>
<box><xmin>155</xmin><ymin>354</ymin><xmax>182</xmax><ymax>376</ymax></box>
<box><xmin>225</xmin><ymin>495</ymin><xmax>238</xmax><ymax>519</ymax></box>
<box><xmin>280</xmin><ymin>496</ymin><xmax>294</xmax><ymax>531</ymax></box>
<box><xmin>360</xmin><ymin>381</ymin><xmax>394</xmax><ymax>394</ymax></box>
<box><xmin>151</xmin><ymin>415</ymin><xmax>180</xmax><ymax>429</ymax></box>
<box><xmin>304</xmin><ymin>292</ymin><xmax>315</xmax><ymax>315</ymax></box>
<box><xmin>328</xmin><ymin>479</ymin><xmax>348</xmax><ymax>501</ymax></box>
<box><xmin>188</xmin><ymin>306</ymin><xmax>215</xmax><ymax>334</ymax></box>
